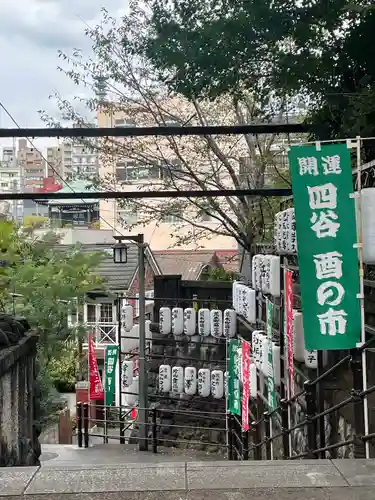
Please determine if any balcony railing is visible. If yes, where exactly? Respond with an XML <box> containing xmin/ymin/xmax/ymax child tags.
<box><xmin>84</xmin><ymin>322</ymin><xmax>118</xmax><ymax>346</ymax></box>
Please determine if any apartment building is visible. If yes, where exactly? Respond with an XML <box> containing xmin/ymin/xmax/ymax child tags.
<box><xmin>60</xmin><ymin>123</ymin><xmax>99</xmax><ymax>181</ymax></box>
<box><xmin>96</xmin><ymin>107</ymin><xmax>237</xmax><ymax>250</ymax></box>
<box><xmin>46</xmin><ymin>146</ymin><xmax>64</xmax><ymax>180</ymax></box>
<box><xmin>17</xmin><ymin>139</ymin><xmax>46</xmax><ymax>191</ymax></box>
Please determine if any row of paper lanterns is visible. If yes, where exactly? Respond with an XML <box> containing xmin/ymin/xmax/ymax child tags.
<box><xmin>252</xmin><ymin>254</ymin><xmax>281</xmax><ymax>297</ymax></box>
<box><xmin>158</xmin><ymin>365</ymin><xmax>225</xmax><ymax>398</ymax></box>
<box><xmin>274</xmin><ymin>208</ymin><xmax>297</xmax><ymax>255</ymax></box>
<box><xmin>158</xmin><ymin>307</ymin><xmax>237</xmax><ymax>337</ymax></box>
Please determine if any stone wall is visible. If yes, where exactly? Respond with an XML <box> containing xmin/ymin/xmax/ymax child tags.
<box><xmin>0</xmin><ymin>329</ymin><xmax>41</xmax><ymax>466</ymax></box>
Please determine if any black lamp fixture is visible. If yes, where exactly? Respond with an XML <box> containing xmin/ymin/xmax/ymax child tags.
<box><xmin>113</xmin><ymin>241</ymin><xmax>128</xmax><ymax>264</ymax></box>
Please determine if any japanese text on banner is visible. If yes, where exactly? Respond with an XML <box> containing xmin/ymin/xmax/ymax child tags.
<box><xmin>288</xmin><ymin>144</ymin><xmax>360</xmax><ymax>350</ymax></box>
<box><xmin>228</xmin><ymin>339</ymin><xmax>241</xmax><ymax>415</ymax></box>
<box><xmin>89</xmin><ymin>334</ymin><xmax>104</xmax><ymax>400</ymax></box>
<box><xmin>241</xmin><ymin>339</ymin><xmax>251</xmax><ymax>430</ymax></box>
<box><xmin>285</xmin><ymin>271</ymin><xmax>295</xmax><ymax>397</ymax></box>
<box><xmin>105</xmin><ymin>345</ymin><xmax>119</xmax><ymax>406</ymax></box>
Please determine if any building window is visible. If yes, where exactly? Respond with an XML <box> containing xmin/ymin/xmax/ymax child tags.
<box><xmin>87</xmin><ymin>304</ymin><xmax>96</xmax><ymax>322</ymax></box>
<box><xmin>100</xmin><ymin>303</ymin><xmax>113</xmax><ymax>323</ymax></box>
<box><xmin>116</xmin><ymin>161</ymin><xmax>160</xmax><ymax>182</ymax></box>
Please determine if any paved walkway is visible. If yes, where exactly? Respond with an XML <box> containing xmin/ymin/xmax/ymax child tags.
<box><xmin>1</xmin><ymin>458</ymin><xmax>375</xmax><ymax>498</ymax></box>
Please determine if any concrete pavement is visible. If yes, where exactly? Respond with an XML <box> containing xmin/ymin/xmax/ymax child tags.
<box><xmin>1</xmin><ymin>458</ymin><xmax>375</xmax><ymax>498</ymax></box>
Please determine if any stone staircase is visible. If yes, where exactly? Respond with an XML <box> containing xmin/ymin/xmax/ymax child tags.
<box><xmin>1</xmin><ymin>453</ymin><xmax>374</xmax><ymax>499</ymax></box>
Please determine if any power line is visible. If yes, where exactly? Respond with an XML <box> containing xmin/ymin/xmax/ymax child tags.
<box><xmin>0</xmin><ymin>123</ymin><xmax>309</xmax><ymax>138</ymax></box>
<box><xmin>0</xmin><ymin>187</ymin><xmax>292</xmax><ymax>201</ymax></box>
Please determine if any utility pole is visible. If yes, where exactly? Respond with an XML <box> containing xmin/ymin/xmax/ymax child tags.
<box><xmin>113</xmin><ymin>233</ymin><xmax>148</xmax><ymax>451</ymax></box>
<box><xmin>137</xmin><ymin>234</ymin><xmax>148</xmax><ymax>450</ymax></box>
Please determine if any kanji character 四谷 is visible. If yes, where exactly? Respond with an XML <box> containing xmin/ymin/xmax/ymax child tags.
<box><xmin>313</xmin><ymin>251</ymin><xmax>343</xmax><ymax>280</ymax></box>
<box><xmin>317</xmin><ymin>308</ymin><xmax>347</xmax><ymax>336</ymax></box>
<box><xmin>308</xmin><ymin>183</ymin><xmax>337</xmax><ymax>210</ymax></box>
<box><xmin>317</xmin><ymin>281</ymin><xmax>345</xmax><ymax>307</ymax></box>
<box><xmin>311</xmin><ymin>211</ymin><xmax>340</xmax><ymax>238</ymax></box>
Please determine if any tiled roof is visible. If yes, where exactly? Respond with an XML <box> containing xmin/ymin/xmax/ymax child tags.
<box><xmin>215</xmin><ymin>250</ymin><xmax>239</xmax><ymax>272</ymax></box>
<box><xmin>57</xmin><ymin>242</ymin><xmax>141</xmax><ymax>291</ymax></box>
<box><xmin>153</xmin><ymin>250</ymin><xmax>218</xmax><ymax>280</ymax></box>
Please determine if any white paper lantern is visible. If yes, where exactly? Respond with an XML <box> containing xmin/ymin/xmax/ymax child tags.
<box><xmin>274</xmin><ymin>212</ymin><xmax>283</xmax><ymax>254</ymax></box>
<box><xmin>159</xmin><ymin>307</ymin><xmax>172</xmax><ymax>335</ymax></box>
<box><xmin>246</xmin><ymin>287</ymin><xmax>256</xmax><ymax>324</ymax></box>
<box><xmin>304</xmin><ymin>350</ymin><xmax>328</xmax><ymax>369</ymax></box>
<box><xmin>210</xmin><ymin>309</ymin><xmax>223</xmax><ymax>337</ymax></box>
<box><xmin>198</xmin><ymin>368</ymin><xmax>211</xmax><ymax>397</ymax></box>
<box><xmin>211</xmin><ymin>370</ymin><xmax>224</xmax><ymax>399</ymax></box>
<box><xmin>261</xmin><ymin>337</ymin><xmax>270</xmax><ymax>375</ymax></box>
<box><xmin>272</xmin><ymin>343</ymin><xmax>281</xmax><ymax>387</ymax></box>
<box><xmin>252</xmin><ymin>330</ymin><xmax>264</xmax><ymax>366</ymax></box>
<box><xmin>121</xmin><ymin>305</ymin><xmax>134</xmax><ymax>332</ymax></box>
<box><xmin>269</xmin><ymin>256</ymin><xmax>281</xmax><ymax>297</ymax></box>
<box><xmin>159</xmin><ymin>364</ymin><xmax>172</xmax><ymax>393</ymax></box>
<box><xmin>250</xmin><ymin>363</ymin><xmax>257</xmax><ymax>399</ymax></box>
<box><xmin>232</xmin><ymin>281</ymin><xmax>243</xmax><ymax>310</ymax></box>
<box><xmin>121</xmin><ymin>324</ymin><xmax>139</xmax><ymax>353</ymax></box>
<box><xmin>293</xmin><ymin>310</ymin><xmax>304</xmax><ymax>362</ymax></box>
<box><xmin>171</xmin><ymin>366</ymin><xmax>184</xmax><ymax>393</ymax></box>
<box><xmin>223</xmin><ymin>309</ymin><xmax>236</xmax><ymax>338</ymax></box>
<box><xmin>184</xmin><ymin>366</ymin><xmax>197</xmax><ymax>395</ymax></box>
<box><xmin>262</xmin><ymin>256</ymin><xmax>272</xmax><ymax>295</ymax></box>
<box><xmin>124</xmin><ymin>376</ymin><xmax>139</xmax><ymax>406</ymax></box>
<box><xmin>224</xmin><ymin>371</ymin><xmax>228</xmax><ymax>397</ymax></box>
<box><xmin>362</xmin><ymin>188</ymin><xmax>375</xmax><ymax>264</ymax></box>
<box><xmin>121</xmin><ymin>360</ymin><xmax>133</xmax><ymax>389</ymax></box>
<box><xmin>184</xmin><ymin>308</ymin><xmax>196</xmax><ymax>336</ymax></box>
<box><xmin>171</xmin><ymin>307</ymin><xmax>184</xmax><ymax>335</ymax></box>
<box><xmin>198</xmin><ymin>308</ymin><xmax>211</xmax><ymax>336</ymax></box>
<box><xmin>258</xmin><ymin>334</ymin><xmax>266</xmax><ymax>370</ymax></box>
<box><xmin>304</xmin><ymin>350</ymin><xmax>318</xmax><ymax>369</ymax></box>
<box><xmin>289</xmin><ymin>208</ymin><xmax>297</xmax><ymax>254</ymax></box>
<box><xmin>252</xmin><ymin>255</ymin><xmax>263</xmax><ymax>290</ymax></box>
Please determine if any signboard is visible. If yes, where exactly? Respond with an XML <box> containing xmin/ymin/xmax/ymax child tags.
<box><xmin>288</xmin><ymin>144</ymin><xmax>360</xmax><ymax>350</ymax></box>
<box><xmin>104</xmin><ymin>345</ymin><xmax>119</xmax><ymax>406</ymax></box>
<box><xmin>241</xmin><ymin>339</ymin><xmax>251</xmax><ymax>430</ymax></box>
<box><xmin>88</xmin><ymin>334</ymin><xmax>104</xmax><ymax>400</ymax></box>
<box><xmin>228</xmin><ymin>339</ymin><xmax>241</xmax><ymax>415</ymax></box>
<box><xmin>285</xmin><ymin>271</ymin><xmax>295</xmax><ymax>397</ymax></box>
<box><xmin>266</xmin><ymin>300</ymin><xmax>277</xmax><ymax>411</ymax></box>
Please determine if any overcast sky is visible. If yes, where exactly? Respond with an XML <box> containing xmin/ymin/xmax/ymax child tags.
<box><xmin>0</xmin><ymin>0</ymin><xmax>126</xmax><ymax>139</ymax></box>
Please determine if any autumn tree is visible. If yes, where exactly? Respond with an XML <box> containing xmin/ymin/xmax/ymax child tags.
<box><xmin>40</xmin><ymin>5</ymin><xmax>301</xmax><ymax>252</ymax></box>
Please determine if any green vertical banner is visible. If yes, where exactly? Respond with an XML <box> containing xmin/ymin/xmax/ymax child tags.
<box><xmin>288</xmin><ymin>143</ymin><xmax>360</xmax><ymax>350</ymax></box>
<box><xmin>228</xmin><ymin>339</ymin><xmax>241</xmax><ymax>415</ymax></box>
<box><xmin>266</xmin><ymin>300</ymin><xmax>276</xmax><ymax>411</ymax></box>
<box><xmin>104</xmin><ymin>345</ymin><xmax>119</xmax><ymax>406</ymax></box>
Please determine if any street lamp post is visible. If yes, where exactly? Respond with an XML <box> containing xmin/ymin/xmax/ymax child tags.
<box><xmin>113</xmin><ymin>234</ymin><xmax>148</xmax><ymax>451</ymax></box>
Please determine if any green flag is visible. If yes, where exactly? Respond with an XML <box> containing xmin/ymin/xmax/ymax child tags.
<box><xmin>228</xmin><ymin>339</ymin><xmax>241</xmax><ymax>415</ymax></box>
<box><xmin>288</xmin><ymin>143</ymin><xmax>360</xmax><ymax>350</ymax></box>
<box><xmin>104</xmin><ymin>345</ymin><xmax>119</xmax><ymax>406</ymax></box>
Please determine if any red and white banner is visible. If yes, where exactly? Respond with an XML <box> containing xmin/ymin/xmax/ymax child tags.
<box><xmin>241</xmin><ymin>339</ymin><xmax>251</xmax><ymax>431</ymax></box>
<box><xmin>88</xmin><ymin>334</ymin><xmax>104</xmax><ymax>400</ymax></box>
<box><xmin>285</xmin><ymin>271</ymin><xmax>295</xmax><ymax>397</ymax></box>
